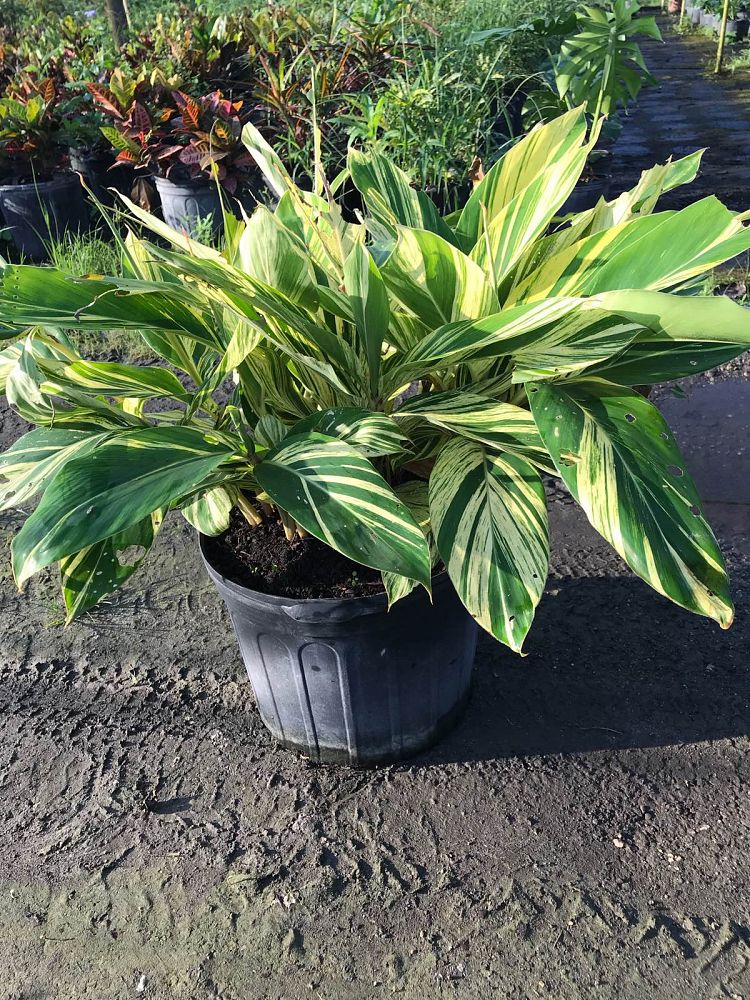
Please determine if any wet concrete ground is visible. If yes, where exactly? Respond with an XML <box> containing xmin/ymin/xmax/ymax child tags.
<box><xmin>2</xmin><ymin>370</ymin><xmax>748</xmax><ymax>999</ymax></box>
<box><xmin>612</xmin><ymin>16</ymin><xmax>750</xmax><ymax>211</ymax></box>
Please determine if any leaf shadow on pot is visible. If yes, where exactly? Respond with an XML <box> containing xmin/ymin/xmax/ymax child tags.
<box><xmin>408</xmin><ymin>565</ymin><xmax>749</xmax><ymax>766</ymax></box>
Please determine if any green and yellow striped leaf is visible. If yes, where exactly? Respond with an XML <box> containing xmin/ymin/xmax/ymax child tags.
<box><xmin>0</xmin><ymin>265</ymin><xmax>218</xmax><ymax>347</ymax></box>
<box><xmin>61</xmin><ymin>511</ymin><xmax>162</xmax><ymax>622</ymax></box>
<box><xmin>238</xmin><ymin>205</ymin><xmax>319</xmax><ymax>311</ymax></box>
<box><xmin>395</xmin><ymin>391</ymin><xmax>552</xmax><ymax>471</ymax></box>
<box><xmin>344</xmin><ymin>242</ymin><xmax>390</xmax><ymax>395</ymax></box>
<box><xmin>348</xmin><ymin>148</ymin><xmax>457</xmax><ymax>245</ymax></box>
<box><xmin>429</xmin><ymin>438</ymin><xmax>549</xmax><ymax>651</ymax></box>
<box><xmin>0</xmin><ymin>427</ymin><xmax>109</xmax><ymax>511</ymax></box>
<box><xmin>593</xmin><ymin>288</ymin><xmax>750</xmax><ymax>345</ymax></box>
<box><xmin>469</xmin><ymin>142</ymin><xmax>592</xmax><ymax>287</ymax></box>
<box><xmin>290</xmin><ymin>407</ymin><xmax>408</xmax><ymax>457</ymax></box>
<box><xmin>396</xmin><ymin>297</ymin><xmax>639</xmax><ymax>382</ymax></box>
<box><xmin>12</xmin><ymin>426</ymin><xmax>233</xmax><ymax>585</ymax></box>
<box><xmin>0</xmin><ymin>340</ymin><xmax>22</xmax><ymax>392</ymax></box>
<box><xmin>382</xmin><ymin>480</ymin><xmax>434</xmax><ymax>605</ymax></box>
<box><xmin>455</xmin><ymin>107</ymin><xmax>588</xmax><ymax>250</ymax></box>
<box><xmin>36</xmin><ymin>358</ymin><xmax>189</xmax><ymax>400</ymax></box>
<box><xmin>241</xmin><ymin>121</ymin><xmax>294</xmax><ymax>199</ymax></box>
<box><xmin>589</xmin><ymin>340</ymin><xmax>748</xmax><ymax>385</ymax></box>
<box><xmin>254</xmin><ymin>432</ymin><xmax>431</xmax><ymax>587</ymax></box>
<box><xmin>381</xmin><ymin>227</ymin><xmax>499</xmax><ymax>330</ymax></box>
<box><xmin>509</xmin><ymin>198</ymin><xmax>750</xmax><ymax>304</ymax></box>
<box><xmin>529</xmin><ymin>378</ymin><xmax>733</xmax><ymax>627</ymax></box>
<box><xmin>181</xmin><ymin>485</ymin><xmax>236</xmax><ymax>536</ymax></box>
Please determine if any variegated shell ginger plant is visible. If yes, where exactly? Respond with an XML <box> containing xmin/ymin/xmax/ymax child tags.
<box><xmin>1</xmin><ymin>107</ymin><xmax>750</xmax><ymax>651</ymax></box>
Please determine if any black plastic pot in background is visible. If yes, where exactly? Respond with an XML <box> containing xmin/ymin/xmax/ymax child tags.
<box><xmin>201</xmin><ymin>537</ymin><xmax>479</xmax><ymax>766</ymax></box>
<box><xmin>726</xmin><ymin>17</ymin><xmax>749</xmax><ymax>37</ymax></box>
<box><xmin>153</xmin><ymin>176</ymin><xmax>223</xmax><ymax>237</ymax></box>
<box><xmin>69</xmin><ymin>147</ymin><xmax>135</xmax><ymax>211</ymax></box>
<box><xmin>0</xmin><ymin>173</ymin><xmax>88</xmax><ymax>259</ymax></box>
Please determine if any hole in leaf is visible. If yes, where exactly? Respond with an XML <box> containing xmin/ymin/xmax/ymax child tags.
<box><xmin>624</xmin><ymin>413</ymin><xmax>636</xmax><ymax>423</ymax></box>
<box><xmin>667</xmin><ymin>465</ymin><xmax>683</xmax><ymax>477</ymax></box>
<box><xmin>690</xmin><ymin>504</ymin><xmax>700</xmax><ymax>516</ymax></box>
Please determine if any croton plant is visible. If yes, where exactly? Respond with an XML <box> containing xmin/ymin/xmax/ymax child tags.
<box><xmin>1</xmin><ymin>109</ymin><xmax>749</xmax><ymax>651</ymax></box>
<box><xmin>91</xmin><ymin>78</ymin><xmax>254</xmax><ymax>191</ymax></box>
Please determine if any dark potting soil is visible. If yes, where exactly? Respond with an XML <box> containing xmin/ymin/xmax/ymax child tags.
<box><xmin>204</xmin><ymin>509</ymin><xmax>388</xmax><ymax>599</ymax></box>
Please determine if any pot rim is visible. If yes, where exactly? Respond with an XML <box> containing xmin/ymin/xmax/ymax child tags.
<box><xmin>153</xmin><ymin>174</ymin><xmax>215</xmax><ymax>192</ymax></box>
<box><xmin>199</xmin><ymin>531</ymin><xmax>451</xmax><ymax>613</ymax></box>
<box><xmin>0</xmin><ymin>172</ymin><xmax>80</xmax><ymax>193</ymax></box>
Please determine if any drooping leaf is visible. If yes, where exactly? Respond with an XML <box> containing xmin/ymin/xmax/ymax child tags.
<box><xmin>529</xmin><ymin>378</ymin><xmax>733</xmax><ymax>627</ymax></box>
<box><xmin>181</xmin><ymin>486</ymin><xmax>235</xmax><ymax>536</ymax></box>
<box><xmin>61</xmin><ymin>512</ymin><xmax>162</xmax><ymax>622</ymax></box>
<box><xmin>0</xmin><ymin>428</ymin><xmax>109</xmax><ymax>511</ymax></box>
<box><xmin>429</xmin><ymin>438</ymin><xmax>549</xmax><ymax>651</ymax></box>
<box><xmin>382</xmin><ymin>480</ymin><xmax>434</xmax><ymax>605</ymax></box>
<box><xmin>589</xmin><ymin>340</ymin><xmax>748</xmax><ymax>385</ymax></box>
<box><xmin>36</xmin><ymin>358</ymin><xmax>189</xmax><ymax>400</ymax></box>
<box><xmin>254</xmin><ymin>432</ymin><xmax>431</xmax><ymax>586</ymax></box>
<box><xmin>12</xmin><ymin>427</ymin><xmax>233</xmax><ymax>584</ymax></box>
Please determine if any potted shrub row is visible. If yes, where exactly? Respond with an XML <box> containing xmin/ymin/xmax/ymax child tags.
<box><xmin>90</xmin><ymin>81</ymin><xmax>262</xmax><ymax>236</ymax></box>
<box><xmin>688</xmin><ymin>2</ymin><xmax>750</xmax><ymax>36</ymax></box>
<box><xmin>0</xmin><ymin>78</ymin><xmax>88</xmax><ymax>258</ymax></box>
<box><xmin>2</xmin><ymin>110</ymin><xmax>750</xmax><ymax>765</ymax></box>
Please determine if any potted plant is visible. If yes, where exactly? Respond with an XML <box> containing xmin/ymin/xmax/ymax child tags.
<box><xmin>93</xmin><ymin>85</ymin><xmax>260</xmax><ymax>236</ymax></box>
<box><xmin>0</xmin><ymin>77</ymin><xmax>87</xmax><ymax>258</ymax></box>
<box><xmin>523</xmin><ymin>0</ymin><xmax>659</xmax><ymax>212</ymax></box>
<box><xmin>2</xmin><ymin>110</ymin><xmax>750</xmax><ymax>765</ymax></box>
<box><xmin>61</xmin><ymin>78</ymin><xmax>136</xmax><ymax>210</ymax></box>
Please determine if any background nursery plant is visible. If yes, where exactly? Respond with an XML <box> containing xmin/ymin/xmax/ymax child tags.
<box><xmin>1</xmin><ymin>110</ymin><xmax>750</xmax><ymax>652</ymax></box>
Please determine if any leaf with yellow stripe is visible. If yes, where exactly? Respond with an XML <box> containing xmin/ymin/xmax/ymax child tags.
<box><xmin>382</xmin><ymin>480</ymin><xmax>434</xmax><ymax>605</ymax></box>
<box><xmin>395</xmin><ymin>391</ymin><xmax>553</xmax><ymax>471</ymax></box>
<box><xmin>529</xmin><ymin>378</ymin><xmax>733</xmax><ymax>628</ymax></box>
<box><xmin>455</xmin><ymin>107</ymin><xmax>588</xmax><ymax>250</ymax></box>
<box><xmin>380</xmin><ymin>226</ymin><xmax>499</xmax><ymax>330</ymax></box>
<box><xmin>395</xmin><ymin>297</ymin><xmax>639</xmax><ymax>383</ymax></box>
<box><xmin>61</xmin><ymin>511</ymin><xmax>162</xmax><ymax>622</ymax></box>
<box><xmin>254</xmin><ymin>432</ymin><xmax>431</xmax><ymax>587</ymax></box>
<box><xmin>469</xmin><ymin>141</ymin><xmax>591</xmax><ymax>288</ymax></box>
<box><xmin>429</xmin><ymin>438</ymin><xmax>549</xmax><ymax>652</ymax></box>
<box><xmin>509</xmin><ymin>197</ymin><xmax>750</xmax><ymax>304</ymax></box>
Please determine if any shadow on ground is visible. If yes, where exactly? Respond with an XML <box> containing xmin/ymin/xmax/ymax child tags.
<box><xmin>417</xmin><ymin>570</ymin><xmax>749</xmax><ymax>766</ymax></box>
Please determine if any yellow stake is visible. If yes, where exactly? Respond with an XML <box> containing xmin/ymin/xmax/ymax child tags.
<box><xmin>715</xmin><ymin>0</ymin><xmax>732</xmax><ymax>72</ymax></box>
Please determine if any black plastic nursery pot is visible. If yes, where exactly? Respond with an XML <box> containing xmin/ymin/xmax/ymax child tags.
<box><xmin>200</xmin><ymin>536</ymin><xmax>479</xmax><ymax>766</ymax></box>
<box><xmin>726</xmin><ymin>17</ymin><xmax>749</xmax><ymax>37</ymax></box>
<box><xmin>69</xmin><ymin>147</ymin><xmax>135</xmax><ymax>209</ymax></box>
<box><xmin>153</xmin><ymin>175</ymin><xmax>223</xmax><ymax>237</ymax></box>
<box><xmin>0</xmin><ymin>173</ymin><xmax>88</xmax><ymax>259</ymax></box>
